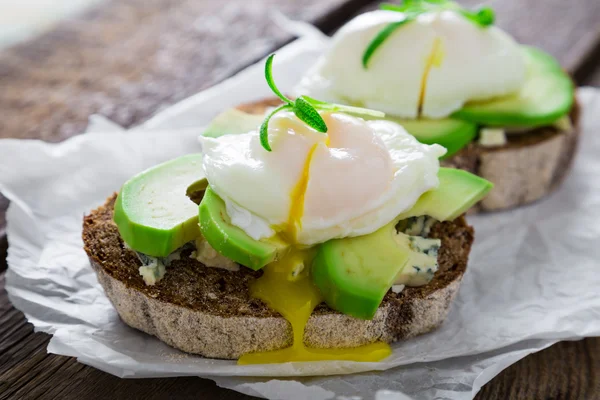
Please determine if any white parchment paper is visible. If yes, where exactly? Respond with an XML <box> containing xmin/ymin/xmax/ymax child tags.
<box><xmin>1</xmin><ymin>33</ymin><xmax>600</xmax><ymax>399</ymax></box>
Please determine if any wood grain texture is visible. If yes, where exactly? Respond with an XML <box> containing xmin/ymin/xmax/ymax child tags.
<box><xmin>0</xmin><ymin>0</ymin><xmax>370</xmax><ymax>142</ymax></box>
<box><xmin>476</xmin><ymin>339</ymin><xmax>600</xmax><ymax>400</ymax></box>
<box><xmin>587</xmin><ymin>65</ymin><xmax>600</xmax><ymax>87</ymax></box>
<box><xmin>0</xmin><ymin>273</ymin><xmax>598</xmax><ymax>400</ymax></box>
<box><xmin>464</xmin><ymin>0</ymin><xmax>600</xmax><ymax>81</ymax></box>
<box><xmin>0</xmin><ymin>195</ymin><xmax>7</xmax><ymax>274</ymax></box>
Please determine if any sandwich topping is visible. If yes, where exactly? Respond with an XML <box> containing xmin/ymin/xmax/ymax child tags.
<box><xmin>112</xmin><ymin>54</ymin><xmax>493</xmax><ymax>365</ymax></box>
<box><xmin>194</xmin><ymin>55</ymin><xmax>487</xmax><ymax>364</ymax></box>
<box><xmin>294</xmin><ymin>3</ymin><xmax>526</xmax><ymax>119</ymax></box>
<box><xmin>106</xmin><ymin>0</ymin><xmax>575</xmax><ymax>365</ymax></box>
<box><xmin>294</xmin><ymin>0</ymin><xmax>575</xmax><ymax>165</ymax></box>
<box><xmin>198</xmin><ymin>55</ymin><xmax>446</xmax><ymax>364</ymax></box>
<box><xmin>199</xmin><ymin>108</ymin><xmax>446</xmax><ymax>246</ymax></box>
<box><xmin>200</xmin><ymin>55</ymin><xmax>446</xmax><ymax>246</ymax></box>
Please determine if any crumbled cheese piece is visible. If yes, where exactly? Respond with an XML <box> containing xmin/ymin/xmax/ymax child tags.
<box><xmin>193</xmin><ymin>236</ymin><xmax>239</xmax><ymax>271</ymax></box>
<box><xmin>553</xmin><ymin>116</ymin><xmax>573</xmax><ymax>132</ymax></box>
<box><xmin>479</xmin><ymin>128</ymin><xmax>507</xmax><ymax>147</ymax></box>
<box><xmin>164</xmin><ymin>250</ymin><xmax>181</xmax><ymax>264</ymax></box>
<box><xmin>394</xmin><ymin>232</ymin><xmax>440</xmax><ymax>286</ymax></box>
<box><xmin>139</xmin><ymin>259</ymin><xmax>166</xmax><ymax>286</ymax></box>
<box><xmin>391</xmin><ymin>284</ymin><xmax>405</xmax><ymax>294</ymax></box>
<box><xmin>135</xmin><ymin>245</ymin><xmax>189</xmax><ymax>286</ymax></box>
<box><xmin>408</xmin><ymin>236</ymin><xmax>440</xmax><ymax>257</ymax></box>
<box><xmin>403</xmin><ymin>216</ymin><xmax>437</xmax><ymax>237</ymax></box>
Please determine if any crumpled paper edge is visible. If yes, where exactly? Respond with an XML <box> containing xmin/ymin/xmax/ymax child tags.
<box><xmin>1</xmin><ymin>12</ymin><xmax>599</xmax><ymax>397</ymax></box>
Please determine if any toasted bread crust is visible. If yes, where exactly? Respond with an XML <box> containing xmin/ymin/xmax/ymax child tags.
<box><xmin>84</xmin><ymin>195</ymin><xmax>474</xmax><ymax>359</ymax></box>
<box><xmin>239</xmin><ymin>96</ymin><xmax>581</xmax><ymax>212</ymax></box>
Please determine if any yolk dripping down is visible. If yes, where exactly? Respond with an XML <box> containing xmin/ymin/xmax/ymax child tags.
<box><xmin>238</xmin><ymin>141</ymin><xmax>392</xmax><ymax>365</ymax></box>
<box><xmin>418</xmin><ymin>37</ymin><xmax>445</xmax><ymax>116</ymax></box>
<box><xmin>238</xmin><ymin>248</ymin><xmax>391</xmax><ymax>364</ymax></box>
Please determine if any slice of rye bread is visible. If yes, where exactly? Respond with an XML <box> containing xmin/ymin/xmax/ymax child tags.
<box><xmin>83</xmin><ymin>195</ymin><xmax>474</xmax><ymax>360</ymax></box>
<box><xmin>238</xmin><ymin>95</ymin><xmax>581</xmax><ymax>212</ymax></box>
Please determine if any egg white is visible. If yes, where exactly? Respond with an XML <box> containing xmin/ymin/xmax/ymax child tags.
<box><xmin>200</xmin><ymin>111</ymin><xmax>446</xmax><ymax>246</ymax></box>
<box><xmin>294</xmin><ymin>10</ymin><xmax>526</xmax><ymax>119</ymax></box>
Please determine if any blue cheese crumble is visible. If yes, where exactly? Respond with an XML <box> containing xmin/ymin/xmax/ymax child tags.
<box><xmin>393</xmin><ymin>221</ymin><xmax>441</xmax><ymax>286</ymax></box>
<box><xmin>135</xmin><ymin>243</ymin><xmax>194</xmax><ymax>285</ymax></box>
<box><xmin>136</xmin><ymin>252</ymin><xmax>176</xmax><ymax>286</ymax></box>
<box><xmin>403</xmin><ymin>216</ymin><xmax>437</xmax><ymax>237</ymax></box>
<box><xmin>135</xmin><ymin>237</ymin><xmax>239</xmax><ymax>286</ymax></box>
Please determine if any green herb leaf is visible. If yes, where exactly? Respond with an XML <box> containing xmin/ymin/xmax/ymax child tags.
<box><xmin>302</xmin><ymin>96</ymin><xmax>385</xmax><ymax>118</ymax></box>
<box><xmin>454</xmin><ymin>4</ymin><xmax>495</xmax><ymax>26</ymax></box>
<box><xmin>264</xmin><ymin>54</ymin><xmax>292</xmax><ymax>105</ymax></box>
<box><xmin>475</xmin><ymin>7</ymin><xmax>495</xmax><ymax>26</ymax></box>
<box><xmin>259</xmin><ymin>104</ymin><xmax>292</xmax><ymax>151</ymax></box>
<box><xmin>362</xmin><ymin>17</ymin><xmax>414</xmax><ymax>68</ymax></box>
<box><xmin>382</xmin><ymin>0</ymin><xmax>445</xmax><ymax>13</ymax></box>
<box><xmin>380</xmin><ymin>2</ymin><xmax>410</xmax><ymax>12</ymax></box>
<box><xmin>300</xmin><ymin>96</ymin><xmax>334</xmax><ymax>108</ymax></box>
<box><xmin>293</xmin><ymin>97</ymin><xmax>328</xmax><ymax>133</ymax></box>
<box><xmin>259</xmin><ymin>55</ymin><xmax>387</xmax><ymax>151</ymax></box>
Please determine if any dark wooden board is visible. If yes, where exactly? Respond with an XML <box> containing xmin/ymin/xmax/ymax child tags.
<box><xmin>1</xmin><ymin>0</ymin><xmax>600</xmax><ymax>398</ymax></box>
<box><xmin>0</xmin><ymin>195</ymin><xmax>7</xmax><ymax>274</ymax></box>
<box><xmin>587</xmin><ymin>65</ymin><xmax>600</xmax><ymax>87</ymax></box>
<box><xmin>0</xmin><ymin>0</ymin><xmax>371</xmax><ymax>143</ymax></box>
<box><xmin>464</xmin><ymin>0</ymin><xmax>600</xmax><ymax>83</ymax></box>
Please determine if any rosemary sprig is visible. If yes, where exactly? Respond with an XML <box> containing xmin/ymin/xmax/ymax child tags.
<box><xmin>363</xmin><ymin>0</ymin><xmax>495</xmax><ymax>68</ymax></box>
<box><xmin>259</xmin><ymin>54</ymin><xmax>385</xmax><ymax>151</ymax></box>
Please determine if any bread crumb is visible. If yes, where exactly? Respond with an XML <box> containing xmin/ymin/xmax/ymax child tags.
<box><xmin>391</xmin><ymin>284</ymin><xmax>405</xmax><ymax>294</ymax></box>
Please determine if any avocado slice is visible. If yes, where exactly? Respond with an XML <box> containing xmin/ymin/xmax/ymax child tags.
<box><xmin>452</xmin><ymin>47</ymin><xmax>574</xmax><ymax>127</ymax></box>
<box><xmin>312</xmin><ymin>221</ymin><xmax>441</xmax><ymax>320</ymax></box>
<box><xmin>381</xmin><ymin>117</ymin><xmax>477</xmax><ymax>158</ymax></box>
<box><xmin>186</xmin><ymin>177</ymin><xmax>208</xmax><ymax>205</ymax></box>
<box><xmin>202</xmin><ymin>108</ymin><xmax>263</xmax><ymax>138</ymax></box>
<box><xmin>198</xmin><ymin>187</ymin><xmax>289</xmax><ymax>270</ymax></box>
<box><xmin>398</xmin><ymin>168</ymin><xmax>493</xmax><ymax>221</ymax></box>
<box><xmin>312</xmin><ymin>221</ymin><xmax>408</xmax><ymax>320</ymax></box>
<box><xmin>312</xmin><ymin>167</ymin><xmax>491</xmax><ymax>320</ymax></box>
<box><xmin>113</xmin><ymin>154</ymin><xmax>204</xmax><ymax>257</ymax></box>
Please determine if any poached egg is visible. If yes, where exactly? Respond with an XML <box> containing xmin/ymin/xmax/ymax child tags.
<box><xmin>200</xmin><ymin>111</ymin><xmax>445</xmax><ymax>245</ymax></box>
<box><xmin>294</xmin><ymin>10</ymin><xmax>526</xmax><ymax>119</ymax></box>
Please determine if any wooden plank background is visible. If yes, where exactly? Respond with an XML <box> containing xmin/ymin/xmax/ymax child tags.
<box><xmin>0</xmin><ymin>0</ymin><xmax>599</xmax><ymax>398</ymax></box>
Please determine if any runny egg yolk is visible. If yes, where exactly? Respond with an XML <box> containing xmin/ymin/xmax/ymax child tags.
<box><xmin>284</xmin><ymin>144</ymin><xmax>317</xmax><ymax>243</ymax></box>
<box><xmin>238</xmin><ymin>248</ymin><xmax>391</xmax><ymax>364</ymax></box>
<box><xmin>418</xmin><ymin>37</ymin><xmax>445</xmax><ymax>116</ymax></box>
<box><xmin>238</xmin><ymin>132</ymin><xmax>392</xmax><ymax>365</ymax></box>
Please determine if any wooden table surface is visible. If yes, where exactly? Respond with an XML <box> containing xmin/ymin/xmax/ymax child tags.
<box><xmin>1</xmin><ymin>0</ymin><xmax>599</xmax><ymax>398</ymax></box>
